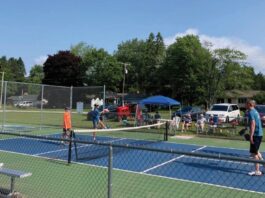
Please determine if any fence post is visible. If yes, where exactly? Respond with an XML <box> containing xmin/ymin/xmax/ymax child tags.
<box><xmin>165</xmin><ymin>121</ymin><xmax>169</xmax><ymax>141</ymax></box>
<box><xmin>2</xmin><ymin>81</ymin><xmax>7</xmax><ymax>129</ymax></box>
<box><xmin>40</xmin><ymin>85</ymin><xmax>44</xmax><ymax>130</ymax></box>
<box><xmin>103</xmin><ymin>85</ymin><xmax>106</xmax><ymax>109</ymax></box>
<box><xmin>70</xmin><ymin>86</ymin><xmax>73</xmax><ymax>110</ymax></box>
<box><xmin>108</xmin><ymin>145</ymin><xmax>113</xmax><ymax>198</ymax></box>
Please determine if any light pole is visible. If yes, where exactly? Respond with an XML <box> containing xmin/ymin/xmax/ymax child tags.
<box><xmin>122</xmin><ymin>63</ymin><xmax>129</xmax><ymax>107</ymax></box>
<box><xmin>0</xmin><ymin>72</ymin><xmax>4</xmax><ymax>109</ymax></box>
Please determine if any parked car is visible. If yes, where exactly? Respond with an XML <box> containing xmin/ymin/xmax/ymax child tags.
<box><xmin>205</xmin><ymin>103</ymin><xmax>240</xmax><ymax>123</ymax></box>
<box><xmin>244</xmin><ymin>105</ymin><xmax>265</xmax><ymax>127</ymax></box>
<box><xmin>172</xmin><ymin>106</ymin><xmax>204</xmax><ymax>121</ymax></box>
<box><xmin>17</xmin><ymin>101</ymin><xmax>33</xmax><ymax>108</ymax></box>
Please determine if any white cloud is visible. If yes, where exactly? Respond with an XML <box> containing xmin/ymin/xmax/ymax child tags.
<box><xmin>34</xmin><ymin>55</ymin><xmax>48</xmax><ymax>66</ymax></box>
<box><xmin>164</xmin><ymin>28</ymin><xmax>265</xmax><ymax>74</ymax></box>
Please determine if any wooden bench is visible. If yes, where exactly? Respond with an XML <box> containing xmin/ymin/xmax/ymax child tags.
<box><xmin>0</xmin><ymin>166</ymin><xmax>32</xmax><ymax>198</ymax></box>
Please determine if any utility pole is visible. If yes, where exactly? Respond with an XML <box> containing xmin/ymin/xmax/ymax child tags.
<box><xmin>122</xmin><ymin>63</ymin><xmax>129</xmax><ymax>107</ymax></box>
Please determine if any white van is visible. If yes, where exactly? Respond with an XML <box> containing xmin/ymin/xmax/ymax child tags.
<box><xmin>205</xmin><ymin>103</ymin><xmax>240</xmax><ymax>123</ymax></box>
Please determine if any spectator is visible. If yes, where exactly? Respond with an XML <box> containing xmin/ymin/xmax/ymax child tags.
<box><xmin>122</xmin><ymin>115</ymin><xmax>130</xmax><ymax>126</ymax></box>
<box><xmin>181</xmin><ymin>114</ymin><xmax>192</xmax><ymax>132</ymax></box>
<box><xmin>136</xmin><ymin>105</ymin><xmax>143</xmax><ymax>126</ymax></box>
<box><xmin>154</xmin><ymin>111</ymin><xmax>161</xmax><ymax>121</ymax></box>
<box><xmin>196</xmin><ymin>114</ymin><xmax>206</xmax><ymax>133</ymax></box>
<box><xmin>154</xmin><ymin>111</ymin><xmax>161</xmax><ymax>128</ymax></box>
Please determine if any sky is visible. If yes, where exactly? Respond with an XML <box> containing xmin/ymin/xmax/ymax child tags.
<box><xmin>1</xmin><ymin>0</ymin><xmax>265</xmax><ymax>75</ymax></box>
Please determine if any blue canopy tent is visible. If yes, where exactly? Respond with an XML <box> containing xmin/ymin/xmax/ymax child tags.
<box><xmin>140</xmin><ymin>95</ymin><xmax>180</xmax><ymax>106</ymax></box>
<box><xmin>139</xmin><ymin>95</ymin><xmax>181</xmax><ymax>119</ymax></box>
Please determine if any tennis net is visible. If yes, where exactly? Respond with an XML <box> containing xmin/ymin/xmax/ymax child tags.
<box><xmin>71</xmin><ymin>122</ymin><xmax>168</xmax><ymax>161</ymax></box>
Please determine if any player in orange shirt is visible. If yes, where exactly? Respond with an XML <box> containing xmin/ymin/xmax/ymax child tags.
<box><xmin>62</xmin><ymin>107</ymin><xmax>72</xmax><ymax>144</ymax></box>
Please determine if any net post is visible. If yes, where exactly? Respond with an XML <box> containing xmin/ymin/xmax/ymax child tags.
<box><xmin>72</xmin><ymin>131</ymin><xmax>78</xmax><ymax>160</ymax></box>
<box><xmin>165</xmin><ymin>121</ymin><xmax>169</xmax><ymax>141</ymax></box>
<box><xmin>67</xmin><ymin>130</ymin><xmax>73</xmax><ymax>164</ymax></box>
<box><xmin>108</xmin><ymin>145</ymin><xmax>113</xmax><ymax>198</ymax></box>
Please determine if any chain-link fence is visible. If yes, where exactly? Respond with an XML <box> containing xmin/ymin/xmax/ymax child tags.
<box><xmin>167</xmin><ymin>113</ymin><xmax>247</xmax><ymax>137</ymax></box>
<box><xmin>0</xmin><ymin>81</ymin><xmax>104</xmax><ymax>134</ymax></box>
<box><xmin>0</xmin><ymin>129</ymin><xmax>265</xmax><ymax>198</ymax></box>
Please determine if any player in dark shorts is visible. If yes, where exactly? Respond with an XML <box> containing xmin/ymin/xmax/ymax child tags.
<box><xmin>246</xmin><ymin>100</ymin><xmax>264</xmax><ymax>176</ymax></box>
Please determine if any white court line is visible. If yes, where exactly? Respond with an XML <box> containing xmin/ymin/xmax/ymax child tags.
<box><xmin>0</xmin><ymin>137</ymin><xmax>23</xmax><ymax>141</ymax></box>
<box><xmin>185</xmin><ymin>155</ymin><xmax>254</xmax><ymax>166</ymax></box>
<box><xmin>141</xmin><ymin>146</ymin><xmax>207</xmax><ymax>173</ymax></box>
<box><xmin>33</xmin><ymin>147</ymin><xmax>69</xmax><ymax>156</ymax></box>
<box><xmin>33</xmin><ymin>138</ymin><xmax>127</xmax><ymax>156</ymax></box>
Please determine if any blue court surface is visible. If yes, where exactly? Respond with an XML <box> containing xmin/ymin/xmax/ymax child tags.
<box><xmin>0</xmin><ymin>133</ymin><xmax>265</xmax><ymax>194</ymax></box>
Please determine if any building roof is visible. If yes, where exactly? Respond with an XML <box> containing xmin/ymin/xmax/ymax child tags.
<box><xmin>8</xmin><ymin>95</ymin><xmax>38</xmax><ymax>101</ymax></box>
<box><xmin>224</xmin><ymin>90</ymin><xmax>261</xmax><ymax>98</ymax></box>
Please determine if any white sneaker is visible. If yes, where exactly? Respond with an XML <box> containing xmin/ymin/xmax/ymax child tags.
<box><xmin>248</xmin><ymin>171</ymin><xmax>262</xmax><ymax>176</ymax></box>
<box><xmin>0</xmin><ymin>163</ymin><xmax>3</xmax><ymax>167</ymax></box>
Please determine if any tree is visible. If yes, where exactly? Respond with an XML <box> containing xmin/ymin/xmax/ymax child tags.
<box><xmin>213</xmin><ymin>48</ymin><xmax>255</xmax><ymax>90</ymax></box>
<box><xmin>28</xmin><ymin>65</ymin><xmax>44</xmax><ymax>84</ymax></box>
<box><xmin>162</xmin><ymin>35</ymin><xmax>212</xmax><ymax>105</ymax></box>
<box><xmin>115</xmin><ymin>32</ymin><xmax>166</xmax><ymax>94</ymax></box>
<box><xmin>91</xmin><ymin>56</ymin><xmax>123</xmax><ymax>91</ymax></box>
<box><xmin>0</xmin><ymin>56</ymin><xmax>26</xmax><ymax>82</ymax></box>
<box><xmin>253</xmin><ymin>72</ymin><xmax>265</xmax><ymax>90</ymax></box>
<box><xmin>253</xmin><ymin>92</ymin><xmax>265</xmax><ymax>104</ymax></box>
<box><xmin>144</xmin><ymin>33</ymin><xmax>166</xmax><ymax>93</ymax></box>
<box><xmin>71</xmin><ymin>43</ymin><xmax>123</xmax><ymax>91</ymax></box>
<box><xmin>42</xmin><ymin>51</ymin><xmax>85</xmax><ymax>86</ymax></box>
<box><xmin>197</xmin><ymin>47</ymin><xmax>255</xmax><ymax>108</ymax></box>
<box><xmin>115</xmin><ymin>38</ymin><xmax>146</xmax><ymax>93</ymax></box>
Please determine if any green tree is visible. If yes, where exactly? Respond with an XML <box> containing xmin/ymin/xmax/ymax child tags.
<box><xmin>213</xmin><ymin>48</ymin><xmax>255</xmax><ymax>90</ymax></box>
<box><xmin>0</xmin><ymin>56</ymin><xmax>26</xmax><ymax>82</ymax></box>
<box><xmin>162</xmin><ymin>35</ymin><xmax>212</xmax><ymax>105</ymax></box>
<box><xmin>115</xmin><ymin>32</ymin><xmax>165</xmax><ymax>94</ymax></box>
<box><xmin>115</xmin><ymin>38</ymin><xmax>146</xmax><ymax>93</ymax></box>
<box><xmin>71</xmin><ymin>42</ymin><xmax>123</xmax><ymax>91</ymax></box>
<box><xmin>28</xmin><ymin>65</ymin><xmax>44</xmax><ymax>84</ymax></box>
<box><xmin>253</xmin><ymin>72</ymin><xmax>265</xmax><ymax>90</ymax></box>
<box><xmin>144</xmin><ymin>32</ymin><xmax>166</xmax><ymax>93</ymax></box>
<box><xmin>253</xmin><ymin>92</ymin><xmax>265</xmax><ymax>104</ymax></box>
